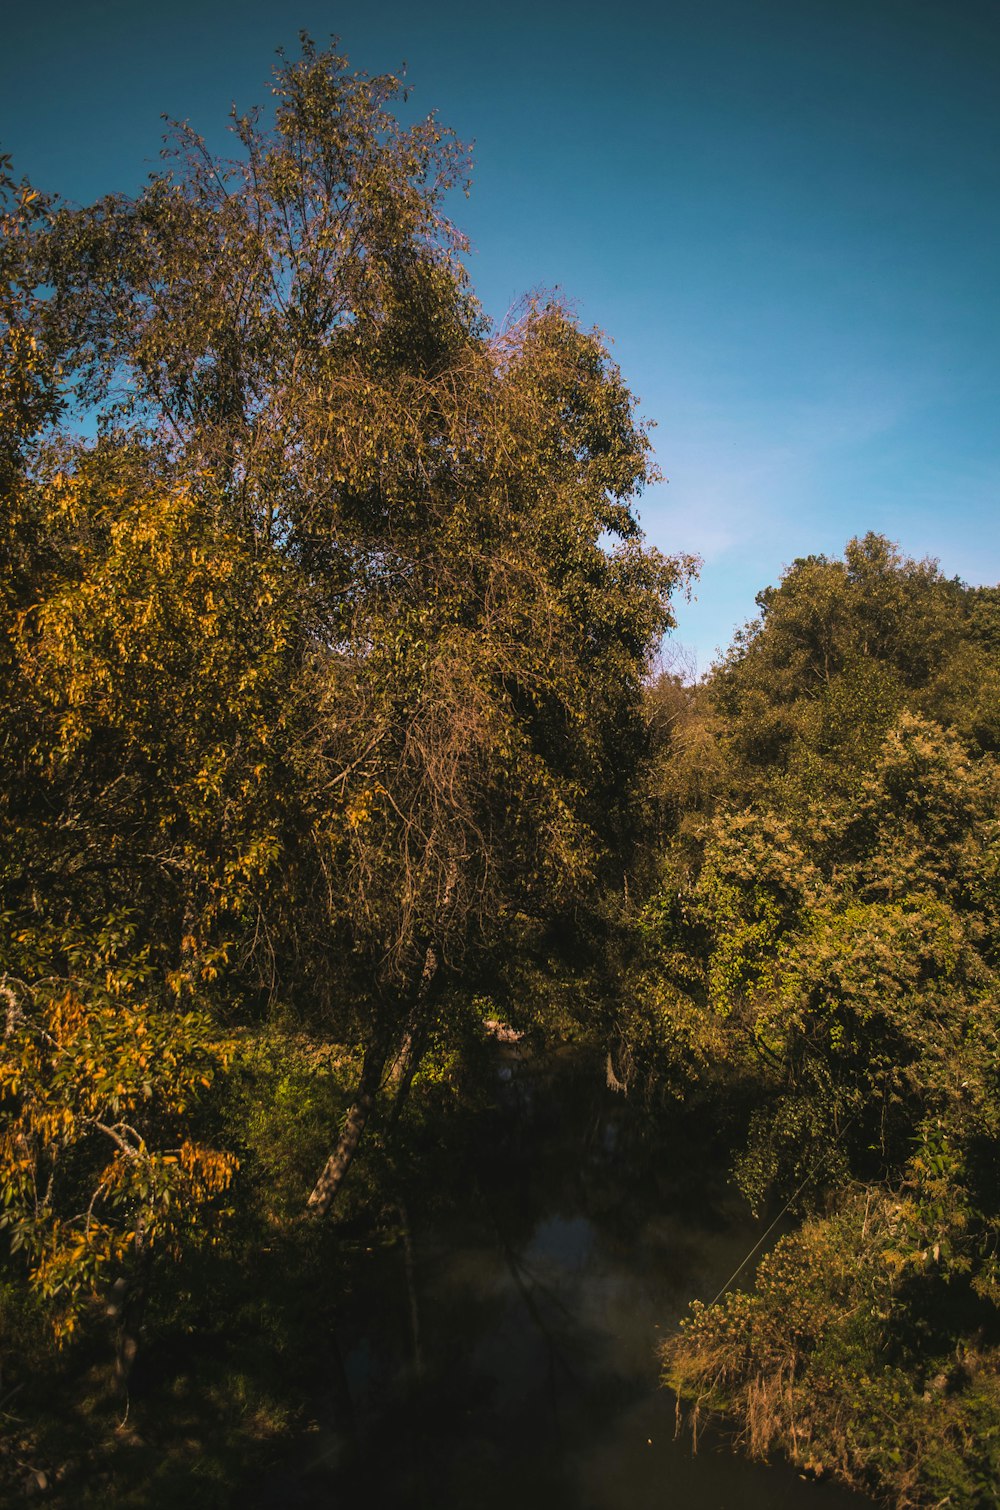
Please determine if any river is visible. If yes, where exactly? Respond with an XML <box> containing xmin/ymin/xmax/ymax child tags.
<box><xmin>285</xmin><ymin>1047</ymin><xmax>870</xmax><ymax>1509</ymax></box>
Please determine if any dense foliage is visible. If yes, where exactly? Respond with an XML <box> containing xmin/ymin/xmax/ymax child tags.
<box><xmin>0</xmin><ymin>42</ymin><xmax>692</xmax><ymax>1501</ymax></box>
<box><xmin>2</xmin><ymin>39</ymin><xmax>998</xmax><ymax>1510</ymax></box>
<box><xmin>644</xmin><ymin>538</ymin><xmax>1000</xmax><ymax>1506</ymax></box>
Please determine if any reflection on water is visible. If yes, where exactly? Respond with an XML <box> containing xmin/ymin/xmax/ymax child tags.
<box><xmin>305</xmin><ymin>1053</ymin><xmax>870</xmax><ymax>1509</ymax></box>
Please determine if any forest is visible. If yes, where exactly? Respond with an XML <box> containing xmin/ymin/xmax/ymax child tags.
<box><xmin>2</xmin><ymin>39</ymin><xmax>999</xmax><ymax>1509</ymax></box>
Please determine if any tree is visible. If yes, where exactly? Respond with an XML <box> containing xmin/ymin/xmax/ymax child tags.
<box><xmin>0</xmin><ymin>456</ymin><xmax>295</xmax><ymax>1346</ymax></box>
<box><xmin>641</xmin><ymin>538</ymin><xmax>1000</xmax><ymax>1506</ymax></box>
<box><xmin>5</xmin><ymin>38</ymin><xmax>692</xmax><ymax>1228</ymax></box>
<box><xmin>711</xmin><ymin>533</ymin><xmax>986</xmax><ymax>795</ymax></box>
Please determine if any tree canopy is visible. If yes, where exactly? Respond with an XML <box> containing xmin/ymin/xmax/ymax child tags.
<box><xmin>641</xmin><ymin>536</ymin><xmax>1000</xmax><ymax>1506</ymax></box>
<box><xmin>0</xmin><ymin>38</ymin><xmax>690</xmax><ymax>1357</ymax></box>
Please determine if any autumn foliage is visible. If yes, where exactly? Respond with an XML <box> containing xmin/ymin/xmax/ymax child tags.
<box><xmin>0</xmin><ymin>39</ymin><xmax>685</xmax><ymax>1419</ymax></box>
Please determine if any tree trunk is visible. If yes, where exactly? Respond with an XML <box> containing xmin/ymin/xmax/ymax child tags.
<box><xmin>387</xmin><ymin>1026</ymin><xmax>426</xmax><ymax>1130</ymax></box>
<box><xmin>395</xmin><ymin>1200</ymin><xmax>423</xmax><ymax>1379</ymax></box>
<box><xmin>108</xmin><ymin>1228</ymin><xmax>151</xmax><ymax>1393</ymax></box>
<box><xmin>307</xmin><ymin>938</ymin><xmax>443</xmax><ymax>1218</ymax></box>
<box><xmin>306</xmin><ymin>1046</ymin><xmax>385</xmax><ymax>1218</ymax></box>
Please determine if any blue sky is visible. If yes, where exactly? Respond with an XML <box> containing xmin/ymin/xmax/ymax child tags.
<box><xmin>3</xmin><ymin>0</ymin><xmax>998</xmax><ymax>674</ymax></box>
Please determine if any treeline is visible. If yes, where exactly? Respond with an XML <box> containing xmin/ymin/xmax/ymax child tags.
<box><xmin>639</xmin><ymin>537</ymin><xmax>1000</xmax><ymax>1506</ymax></box>
<box><xmin>1</xmin><ymin>38</ymin><xmax>999</xmax><ymax>1510</ymax></box>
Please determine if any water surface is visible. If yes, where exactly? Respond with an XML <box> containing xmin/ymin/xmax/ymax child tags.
<box><xmin>306</xmin><ymin>1051</ymin><xmax>870</xmax><ymax>1509</ymax></box>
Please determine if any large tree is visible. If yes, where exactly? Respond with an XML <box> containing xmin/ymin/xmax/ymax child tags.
<box><xmin>3</xmin><ymin>39</ymin><xmax>691</xmax><ymax>1247</ymax></box>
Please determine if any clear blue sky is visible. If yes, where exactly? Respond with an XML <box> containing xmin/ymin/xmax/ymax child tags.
<box><xmin>3</xmin><ymin>0</ymin><xmax>998</xmax><ymax>674</ymax></box>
